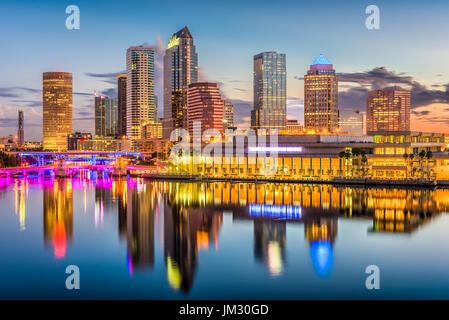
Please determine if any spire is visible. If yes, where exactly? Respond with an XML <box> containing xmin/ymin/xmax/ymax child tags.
<box><xmin>311</xmin><ymin>54</ymin><xmax>332</xmax><ymax>66</ymax></box>
<box><xmin>175</xmin><ymin>26</ymin><xmax>193</xmax><ymax>39</ymax></box>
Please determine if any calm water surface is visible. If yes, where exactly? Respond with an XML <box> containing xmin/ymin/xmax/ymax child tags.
<box><xmin>1</xmin><ymin>174</ymin><xmax>449</xmax><ymax>299</ymax></box>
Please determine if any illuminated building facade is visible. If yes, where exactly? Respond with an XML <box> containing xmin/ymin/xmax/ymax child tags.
<box><xmin>304</xmin><ymin>54</ymin><xmax>338</xmax><ymax>133</ymax></box>
<box><xmin>117</xmin><ymin>73</ymin><xmax>127</xmax><ymax>138</ymax></box>
<box><xmin>42</xmin><ymin>72</ymin><xmax>73</xmax><ymax>151</ymax></box>
<box><xmin>173</xmin><ymin>133</ymin><xmax>448</xmax><ymax>180</ymax></box>
<box><xmin>251</xmin><ymin>51</ymin><xmax>286</xmax><ymax>131</ymax></box>
<box><xmin>18</xmin><ymin>110</ymin><xmax>24</xmax><ymax>147</ymax></box>
<box><xmin>338</xmin><ymin>108</ymin><xmax>365</xmax><ymax>135</ymax></box>
<box><xmin>223</xmin><ymin>99</ymin><xmax>234</xmax><ymax>130</ymax></box>
<box><xmin>367</xmin><ymin>89</ymin><xmax>410</xmax><ymax>134</ymax></box>
<box><xmin>142</xmin><ymin>120</ymin><xmax>163</xmax><ymax>139</ymax></box>
<box><xmin>126</xmin><ymin>46</ymin><xmax>156</xmax><ymax>140</ymax></box>
<box><xmin>105</xmin><ymin>98</ymin><xmax>118</xmax><ymax>137</ymax></box>
<box><xmin>284</xmin><ymin>119</ymin><xmax>304</xmax><ymax>134</ymax></box>
<box><xmin>67</xmin><ymin>132</ymin><xmax>92</xmax><ymax>151</ymax></box>
<box><xmin>187</xmin><ymin>82</ymin><xmax>224</xmax><ymax>138</ymax></box>
<box><xmin>163</xmin><ymin>26</ymin><xmax>198</xmax><ymax>139</ymax></box>
<box><xmin>94</xmin><ymin>95</ymin><xmax>107</xmax><ymax>137</ymax></box>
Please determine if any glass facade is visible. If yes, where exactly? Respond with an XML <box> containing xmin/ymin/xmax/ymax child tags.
<box><xmin>163</xmin><ymin>26</ymin><xmax>198</xmax><ymax>138</ymax></box>
<box><xmin>126</xmin><ymin>46</ymin><xmax>156</xmax><ymax>140</ymax></box>
<box><xmin>366</xmin><ymin>89</ymin><xmax>410</xmax><ymax>134</ymax></box>
<box><xmin>42</xmin><ymin>72</ymin><xmax>73</xmax><ymax>151</ymax></box>
<box><xmin>304</xmin><ymin>54</ymin><xmax>338</xmax><ymax>133</ymax></box>
<box><xmin>251</xmin><ymin>52</ymin><xmax>286</xmax><ymax>131</ymax></box>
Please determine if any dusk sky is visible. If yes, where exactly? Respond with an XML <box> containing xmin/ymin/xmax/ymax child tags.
<box><xmin>2</xmin><ymin>0</ymin><xmax>449</xmax><ymax>140</ymax></box>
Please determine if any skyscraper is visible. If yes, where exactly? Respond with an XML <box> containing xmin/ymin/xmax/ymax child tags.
<box><xmin>106</xmin><ymin>97</ymin><xmax>118</xmax><ymax>137</ymax></box>
<box><xmin>117</xmin><ymin>73</ymin><xmax>127</xmax><ymax>138</ymax></box>
<box><xmin>95</xmin><ymin>95</ymin><xmax>118</xmax><ymax>138</ymax></box>
<box><xmin>304</xmin><ymin>54</ymin><xmax>338</xmax><ymax>133</ymax></box>
<box><xmin>163</xmin><ymin>26</ymin><xmax>198</xmax><ymax>139</ymax></box>
<box><xmin>95</xmin><ymin>94</ymin><xmax>106</xmax><ymax>138</ymax></box>
<box><xmin>42</xmin><ymin>72</ymin><xmax>72</xmax><ymax>151</ymax></box>
<box><xmin>18</xmin><ymin>110</ymin><xmax>24</xmax><ymax>147</ymax></box>
<box><xmin>126</xmin><ymin>46</ymin><xmax>156</xmax><ymax>140</ymax></box>
<box><xmin>223</xmin><ymin>99</ymin><xmax>234</xmax><ymax>130</ymax></box>
<box><xmin>366</xmin><ymin>89</ymin><xmax>411</xmax><ymax>134</ymax></box>
<box><xmin>251</xmin><ymin>51</ymin><xmax>286</xmax><ymax>131</ymax></box>
<box><xmin>187</xmin><ymin>82</ymin><xmax>224</xmax><ymax>138</ymax></box>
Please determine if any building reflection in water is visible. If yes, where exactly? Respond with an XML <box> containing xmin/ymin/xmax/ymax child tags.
<box><xmin>305</xmin><ymin>218</ymin><xmax>337</xmax><ymax>278</ymax></box>
<box><xmin>164</xmin><ymin>183</ymin><xmax>223</xmax><ymax>294</ymax></box>
<box><xmin>254</xmin><ymin>221</ymin><xmax>286</xmax><ymax>276</ymax></box>
<box><xmin>43</xmin><ymin>179</ymin><xmax>73</xmax><ymax>259</ymax></box>
<box><xmin>125</xmin><ymin>180</ymin><xmax>155</xmax><ymax>272</ymax></box>
<box><xmin>36</xmin><ymin>178</ymin><xmax>449</xmax><ymax>291</ymax></box>
<box><xmin>14</xmin><ymin>179</ymin><xmax>28</xmax><ymax>231</ymax></box>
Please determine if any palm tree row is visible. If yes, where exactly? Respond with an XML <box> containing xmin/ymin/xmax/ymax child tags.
<box><xmin>338</xmin><ymin>148</ymin><xmax>368</xmax><ymax>178</ymax></box>
<box><xmin>403</xmin><ymin>150</ymin><xmax>433</xmax><ymax>179</ymax></box>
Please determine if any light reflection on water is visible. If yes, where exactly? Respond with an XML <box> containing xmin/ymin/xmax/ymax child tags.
<box><xmin>1</xmin><ymin>174</ymin><xmax>449</xmax><ymax>299</ymax></box>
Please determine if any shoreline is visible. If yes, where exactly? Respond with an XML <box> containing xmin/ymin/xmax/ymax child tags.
<box><xmin>129</xmin><ymin>173</ymin><xmax>448</xmax><ymax>188</ymax></box>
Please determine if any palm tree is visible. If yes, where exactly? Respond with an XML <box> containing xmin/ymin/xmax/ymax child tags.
<box><xmin>409</xmin><ymin>153</ymin><xmax>415</xmax><ymax>178</ymax></box>
<box><xmin>403</xmin><ymin>153</ymin><xmax>409</xmax><ymax>179</ymax></box>
<box><xmin>352</xmin><ymin>148</ymin><xmax>360</xmax><ymax>177</ymax></box>
<box><xmin>360</xmin><ymin>149</ymin><xmax>367</xmax><ymax>177</ymax></box>
<box><xmin>425</xmin><ymin>151</ymin><xmax>433</xmax><ymax>179</ymax></box>
<box><xmin>419</xmin><ymin>150</ymin><xmax>426</xmax><ymax>178</ymax></box>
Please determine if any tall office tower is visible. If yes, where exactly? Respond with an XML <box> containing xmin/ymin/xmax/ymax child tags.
<box><xmin>42</xmin><ymin>72</ymin><xmax>73</xmax><ymax>151</ymax></box>
<box><xmin>163</xmin><ymin>26</ymin><xmax>198</xmax><ymax>139</ymax></box>
<box><xmin>366</xmin><ymin>89</ymin><xmax>411</xmax><ymax>134</ymax></box>
<box><xmin>250</xmin><ymin>51</ymin><xmax>286</xmax><ymax>131</ymax></box>
<box><xmin>17</xmin><ymin>110</ymin><xmax>24</xmax><ymax>147</ymax></box>
<box><xmin>117</xmin><ymin>73</ymin><xmax>127</xmax><ymax>137</ymax></box>
<box><xmin>304</xmin><ymin>54</ymin><xmax>338</xmax><ymax>133</ymax></box>
<box><xmin>187</xmin><ymin>82</ymin><xmax>224</xmax><ymax>138</ymax></box>
<box><xmin>126</xmin><ymin>46</ymin><xmax>156</xmax><ymax>140</ymax></box>
<box><xmin>95</xmin><ymin>95</ymin><xmax>118</xmax><ymax>137</ymax></box>
<box><xmin>105</xmin><ymin>97</ymin><xmax>118</xmax><ymax>137</ymax></box>
<box><xmin>223</xmin><ymin>99</ymin><xmax>234</xmax><ymax>130</ymax></box>
<box><xmin>338</xmin><ymin>108</ymin><xmax>364</xmax><ymax>135</ymax></box>
<box><xmin>95</xmin><ymin>94</ymin><xmax>107</xmax><ymax>137</ymax></box>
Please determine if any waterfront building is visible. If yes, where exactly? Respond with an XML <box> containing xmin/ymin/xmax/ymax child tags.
<box><xmin>67</xmin><ymin>132</ymin><xmax>92</xmax><ymax>151</ymax></box>
<box><xmin>142</xmin><ymin>120</ymin><xmax>163</xmax><ymax>139</ymax></box>
<box><xmin>163</xmin><ymin>26</ymin><xmax>198</xmax><ymax>139</ymax></box>
<box><xmin>133</xmin><ymin>138</ymin><xmax>171</xmax><ymax>159</ymax></box>
<box><xmin>172</xmin><ymin>132</ymin><xmax>449</xmax><ymax>180</ymax></box>
<box><xmin>304</xmin><ymin>54</ymin><xmax>338</xmax><ymax>133</ymax></box>
<box><xmin>126</xmin><ymin>46</ymin><xmax>156</xmax><ymax>140</ymax></box>
<box><xmin>187</xmin><ymin>82</ymin><xmax>225</xmax><ymax>138</ymax></box>
<box><xmin>18</xmin><ymin>110</ymin><xmax>24</xmax><ymax>148</ymax></box>
<box><xmin>251</xmin><ymin>51</ymin><xmax>286</xmax><ymax>131</ymax></box>
<box><xmin>366</xmin><ymin>89</ymin><xmax>410</xmax><ymax>134</ymax></box>
<box><xmin>283</xmin><ymin>119</ymin><xmax>304</xmax><ymax>135</ymax></box>
<box><xmin>223</xmin><ymin>99</ymin><xmax>234</xmax><ymax>130</ymax></box>
<box><xmin>42</xmin><ymin>72</ymin><xmax>72</xmax><ymax>151</ymax></box>
<box><xmin>339</xmin><ymin>108</ymin><xmax>365</xmax><ymax>135</ymax></box>
<box><xmin>117</xmin><ymin>73</ymin><xmax>127</xmax><ymax>138</ymax></box>
<box><xmin>78</xmin><ymin>137</ymin><xmax>132</xmax><ymax>152</ymax></box>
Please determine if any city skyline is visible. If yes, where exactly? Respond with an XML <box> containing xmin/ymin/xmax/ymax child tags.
<box><xmin>2</xmin><ymin>0</ymin><xmax>449</xmax><ymax>140</ymax></box>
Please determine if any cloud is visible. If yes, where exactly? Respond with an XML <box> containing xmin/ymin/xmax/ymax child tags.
<box><xmin>85</xmin><ymin>72</ymin><xmax>124</xmax><ymax>85</ymax></box>
<box><xmin>332</xmin><ymin>67</ymin><xmax>449</xmax><ymax>111</ymax></box>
